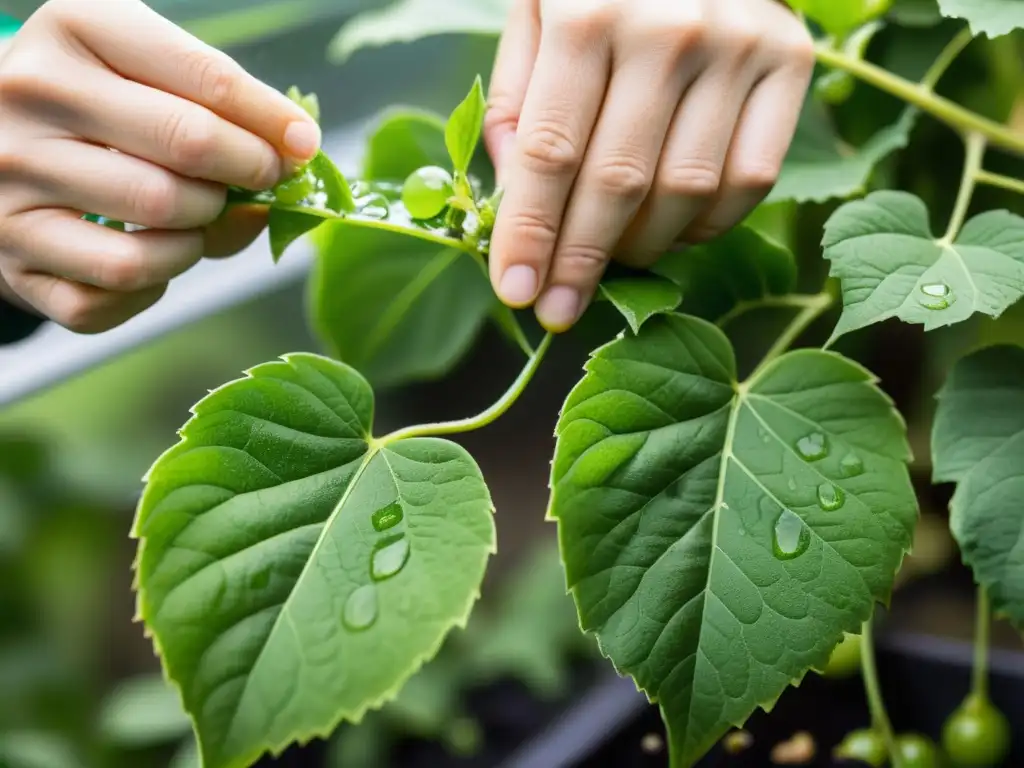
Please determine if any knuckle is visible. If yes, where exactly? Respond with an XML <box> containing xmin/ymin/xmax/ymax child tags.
<box><xmin>96</xmin><ymin>239</ymin><xmax>148</xmax><ymax>292</ymax></box>
<box><xmin>551</xmin><ymin>4</ymin><xmax>617</xmax><ymax>42</ymax></box>
<box><xmin>126</xmin><ymin>172</ymin><xmax>180</xmax><ymax>227</ymax></box>
<box><xmin>658</xmin><ymin>159</ymin><xmax>721</xmax><ymax>198</ymax></box>
<box><xmin>722</xmin><ymin>23</ymin><xmax>761</xmax><ymax>62</ymax></box>
<box><xmin>592</xmin><ymin>154</ymin><xmax>651</xmax><ymax>201</ymax></box>
<box><xmin>161</xmin><ymin>111</ymin><xmax>216</xmax><ymax>175</ymax></box>
<box><xmin>633</xmin><ymin>17</ymin><xmax>707</xmax><ymax>58</ymax></box>
<box><xmin>181</xmin><ymin>48</ymin><xmax>240</xmax><ymax>111</ymax></box>
<box><xmin>504</xmin><ymin>209</ymin><xmax>559</xmax><ymax>250</ymax></box>
<box><xmin>731</xmin><ymin>160</ymin><xmax>780</xmax><ymax>192</ymax></box>
<box><xmin>484</xmin><ymin>96</ymin><xmax>519</xmax><ymax>135</ymax></box>
<box><xmin>0</xmin><ymin>52</ymin><xmax>56</xmax><ymax>106</ymax></box>
<box><xmin>53</xmin><ymin>289</ymin><xmax>103</xmax><ymax>334</ymax></box>
<box><xmin>785</xmin><ymin>32</ymin><xmax>817</xmax><ymax>72</ymax></box>
<box><xmin>556</xmin><ymin>244</ymin><xmax>610</xmax><ymax>276</ymax></box>
<box><xmin>0</xmin><ymin>141</ymin><xmax>28</xmax><ymax>177</ymax></box>
<box><xmin>520</xmin><ymin>121</ymin><xmax>583</xmax><ymax>175</ymax></box>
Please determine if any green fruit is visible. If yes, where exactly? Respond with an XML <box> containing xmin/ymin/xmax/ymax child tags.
<box><xmin>941</xmin><ymin>695</ymin><xmax>1011</xmax><ymax>768</ymax></box>
<box><xmin>402</xmin><ymin>166</ymin><xmax>454</xmax><ymax>220</ymax></box>
<box><xmin>896</xmin><ymin>733</ymin><xmax>942</xmax><ymax>768</ymax></box>
<box><xmin>816</xmin><ymin>71</ymin><xmax>856</xmax><ymax>105</ymax></box>
<box><xmin>822</xmin><ymin>632</ymin><xmax>863</xmax><ymax>678</ymax></box>
<box><xmin>835</xmin><ymin>729</ymin><xmax>887</xmax><ymax>767</ymax></box>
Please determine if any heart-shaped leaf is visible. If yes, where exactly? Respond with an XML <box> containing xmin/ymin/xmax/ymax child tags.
<box><xmin>824</xmin><ymin>190</ymin><xmax>1024</xmax><ymax>339</ymax></box>
<box><xmin>932</xmin><ymin>344</ymin><xmax>1024</xmax><ymax>628</ymax></box>
<box><xmin>937</xmin><ymin>0</ymin><xmax>1024</xmax><ymax>36</ymax></box>
<box><xmin>652</xmin><ymin>226</ymin><xmax>797</xmax><ymax>320</ymax></box>
<box><xmin>549</xmin><ymin>313</ymin><xmax>916</xmax><ymax>767</ymax></box>
<box><xmin>134</xmin><ymin>353</ymin><xmax>495</xmax><ymax>768</ymax></box>
<box><xmin>598</xmin><ymin>277</ymin><xmax>683</xmax><ymax>334</ymax></box>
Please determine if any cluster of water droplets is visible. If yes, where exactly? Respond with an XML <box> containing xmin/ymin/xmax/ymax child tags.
<box><xmin>342</xmin><ymin>501</ymin><xmax>412</xmax><ymax>632</ymax></box>
<box><xmin>917</xmin><ymin>281</ymin><xmax>955</xmax><ymax>311</ymax></box>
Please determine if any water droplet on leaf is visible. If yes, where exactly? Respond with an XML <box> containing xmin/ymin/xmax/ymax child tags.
<box><xmin>787</xmin><ymin>477</ymin><xmax>798</xmax><ymax>492</ymax></box>
<box><xmin>840</xmin><ymin>452</ymin><xmax>865</xmax><ymax>478</ymax></box>
<box><xmin>772</xmin><ymin>509</ymin><xmax>810</xmax><ymax>560</ymax></box>
<box><xmin>917</xmin><ymin>282</ymin><xmax>955</xmax><ymax>310</ymax></box>
<box><xmin>816</xmin><ymin>483</ymin><xmax>845</xmax><ymax>511</ymax></box>
<box><xmin>356</xmin><ymin>193</ymin><xmax>389</xmax><ymax>219</ymax></box>
<box><xmin>343</xmin><ymin>585</ymin><xmax>378</xmax><ymax>631</ymax></box>
<box><xmin>371</xmin><ymin>536</ymin><xmax>410</xmax><ymax>581</ymax></box>
<box><xmin>402</xmin><ymin>166</ymin><xmax>454</xmax><ymax>220</ymax></box>
<box><xmin>795</xmin><ymin>432</ymin><xmax>828</xmax><ymax>462</ymax></box>
<box><xmin>371</xmin><ymin>501</ymin><xmax>404</xmax><ymax>532</ymax></box>
<box><xmin>758</xmin><ymin>427</ymin><xmax>770</xmax><ymax>444</ymax></box>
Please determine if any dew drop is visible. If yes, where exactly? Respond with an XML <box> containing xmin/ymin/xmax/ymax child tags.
<box><xmin>816</xmin><ymin>482</ymin><xmax>845</xmax><ymax>511</ymax></box>
<box><xmin>795</xmin><ymin>432</ymin><xmax>829</xmax><ymax>462</ymax></box>
<box><xmin>787</xmin><ymin>477</ymin><xmax>798</xmax><ymax>492</ymax></box>
<box><xmin>343</xmin><ymin>585</ymin><xmax>378</xmax><ymax>631</ymax></box>
<box><xmin>840</xmin><ymin>452</ymin><xmax>865</xmax><ymax>478</ymax></box>
<box><xmin>371</xmin><ymin>536</ymin><xmax>411</xmax><ymax>581</ymax></box>
<box><xmin>772</xmin><ymin>509</ymin><xmax>810</xmax><ymax>560</ymax></box>
<box><xmin>371</xmin><ymin>501</ymin><xmax>404</xmax><ymax>532</ymax></box>
<box><xmin>917</xmin><ymin>282</ymin><xmax>955</xmax><ymax>310</ymax></box>
<box><xmin>356</xmin><ymin>193</ymin><xmax>390</xmax><ymax>220</ymax></box>
<box><xmin>758</xmin><ymin>427</ymin><xmax>770</xmax><ymax>444</ymax></box>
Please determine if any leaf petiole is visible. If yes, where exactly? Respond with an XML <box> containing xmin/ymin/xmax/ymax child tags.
<box><xmin>941</xmin><ymin>132</ymin><xmax>986</xmax><ymax>244</ymax></box>
<box><xmin>860</xmin><ymin>614</ymin><xmax>903</xmax><ymax>768</ymax></box>
<box><xmin>745</xmin><ymin>292</ymin><xmax>833</xmax><ymax>377</ymax></box>
<box><xmin>971</xmin><ymin>586</ymin><xmax>992</xmax><ymax>700</ymax></box>
<box><xmin>375</xmin><ymin>332</ymin><xmax>553</xmax><ymax>445</ymax></box>
<box><xmin>921</xmin><ymin>27</ymin><xmax>975</xmax><ymax>92</ymax></box>
<box><xmin>975</xmin><ymin>169</ymin><xmax>1024</xmax><ymax>196</ymax></box>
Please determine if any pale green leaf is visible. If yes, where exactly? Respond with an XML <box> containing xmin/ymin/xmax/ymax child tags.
<box><xmin>134</xmin><ymin>353</ymin><xmax>495</xmax><ymax>768</ymax></box>
<box><xmin>890</xmin><ymin>0</ymin><xmax>944</xmax><ymax>26</ymax></box>
<box><xmin>310</xmin><ymin>221</ymin><xmax>494</xmax><ymax>386</ymax></box>
<box><xmin>328</xmin><ymin>0</ymin><xmax>508</xmax><ymax>64</ymax></box>
<box><xmin>652</xmin><ymin>226</ymin><xmax>797</xmax><ymax>320</ymax></box>
<box><xmin>770</xmin><ymin>102</ymin><xmax>917</xmax><ymax>204</ymax></box>
<box><xmin>598</xmin><ymin>277</ymin><xmax>683</xmax><ymax>334</ymax></box>
<box><xmin>0</xmin><ymin>732</ymin><xmax>83</xmax><ymax>768</ymax></box>
<box><xmin>824</xmin><ymin>191</ymin><xmax>1024</xmax><ymax>339</ymax></box>
<box><xmin>362</xmin><ymin>109</ymin><xmax>449</xmax><ymax>181</ymax></box>
<box><xmin>446</xmin><ymin>76</ymin><xmax>487</xmax><ymax>177</ymax></box>
<box><xmin>786</xmin><ymin>0</ymin><xmax>893</xmax><ymax>35</ymax></box>
<box><xmin>932</xmin><ymin>345</ymin><xmax>1024</xmax><ymax>628</ymax></box>
<box><xmin>549</xmin><ymin>313</ymin><xmax>916</xmax><ymax>767</ymax></box>
<box><xmin>937</xmin><ymin>0</ymin><xmax>1024</xmax><ymax>36</ymax></box>
<box><xmin>99</xmin><ymin>674</ymin><xmax>192</xmax><ymax>747</ymax></box>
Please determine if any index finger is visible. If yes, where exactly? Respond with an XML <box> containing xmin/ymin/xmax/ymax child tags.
<box><xmin>63</xmin><ymin>0</ymin><xmax>320</xmax><ymax>164</ymax></box>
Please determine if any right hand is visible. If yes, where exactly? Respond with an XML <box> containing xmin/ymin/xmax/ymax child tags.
<box><xmin>0</xmin><ymin>0</ymin><xmax>321</xmax><ymax>333</ymax></box>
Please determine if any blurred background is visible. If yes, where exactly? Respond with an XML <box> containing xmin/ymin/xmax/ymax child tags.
<box><xmin>0</xmin><ymin>2</ymin><xmax>1022</xmax><ymax>767</ymax></box>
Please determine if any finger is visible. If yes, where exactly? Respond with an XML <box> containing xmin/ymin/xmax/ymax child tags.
<box><xmin>535</xmin><ymin>49</ymin><xmax>696</xmax><ymax>331</ymax></box>
<box><xmin>617</xmin><ymin>65</ymin><xmax>757</xmax><ymax>266</ymax></box>
<box><xmin>489</xmin><ymin>11</ymin><xmax>611</xmax><ymax>308</ymax></box>
<box><xmin>16</xmin><ymin>138</ymin><xmax>225</xmax><ymax>230</ymax></box>
<box><xmin>3</xmin><ymin>209</ymin><xmax>203</xmax><ymax>292</ymax></box>
<box><xmin>60</xmin><ymin>70</ymin><xmax>282</xmax><ymax>191</ymax></box>
<box><xmin>4</xmin><ymin>268</ymin><xmax>166</xmax><ymax>334</ymax></box>
<box><xmin>203</xmin><ymin>203</ymin><xmax>268</xmax><ymax>259</ymax></box>
<box><xmin>484</xmin><ymin>0</ymin><xmax>541</xmax><ymax>182</ymax></box>
<box><xmin>62</xmin><ymin>0</ymin><xmax>319</xmax><ymax>164</ymax></box>
<box><xmin>683</xmin><ymin>64</ymin><xmax>813</xmax><ymax>242</ymax></box>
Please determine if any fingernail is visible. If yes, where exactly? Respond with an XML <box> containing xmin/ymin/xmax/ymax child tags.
<box><xmin>536</xmin><ymin>286</ymin><xmax>581</xmax><ymax>332</ymax></box>
<box><xmin>497</xmin><ymin>265</ymin><xmax>538</xmax><ymax>306</ymax></box>
<box><xmin>283</xmin><ymin>120</ymin><xmax>321</xmax><ymax>162</ymax></box>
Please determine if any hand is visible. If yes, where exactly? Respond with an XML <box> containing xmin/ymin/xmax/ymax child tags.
<box><xmin>0</xmin><ymin>0</ymin><xmax>321</xmax><ymax>333</ymax></box>
<box><xmin>485</xmin><ymin>0</ymin><xmax>814</xmax><ymax>331</ymax></box>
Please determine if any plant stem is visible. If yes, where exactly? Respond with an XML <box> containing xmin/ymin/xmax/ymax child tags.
<box><xmin>942</xmin><ymin>132</ymin><xmax>987</xmax><ymax>243</ymax></box>
<box><xmin>814</xmin><ymin>44</ymin><xmax>1024</xmax><ymax>157</ymax></box>
<box><xmin>377</xmin><ymin>332</ymin><xmax>553</xmax><ymax>444</ymax></box>
<box><xmin>860</xmin><ymin>614</ymin><xmax>903</xmax><ymax>767</ymax></box>
<box><xmin>747</xmin><ymin>292</ymin><xmax>834</xmax><ymax>378</ymax></box>
<box><xmin>921</xmin><ymin>27</ymin><xmax>975</xmax><ymax>91</ymax></box>
<box><xmin>716</xmin><ymin>293</ymin><xmax>831</xmax><ymax>328</ymax></box>
<box><xmin>972</xmin><ymin>586</ymin><xmax>992</xmax><ymax>700</ymax></box>
<box><xmin>976</xmin><ymin>169</ymin><xmax>1024</xmax><ymax>195</ymax></box>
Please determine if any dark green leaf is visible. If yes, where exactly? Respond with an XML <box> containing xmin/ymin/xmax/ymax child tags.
<box><xmin>932</xmin><ymin>345</ymin><xmax>1024</xmax><ymax>627</ymax></box>
<box><xmin>268</xmin><ymin>207</ymin><xmax>335</xmax><ymax>262</ymax></box>
<box><xmin>889</xmin><ymin>0</ymin><xmax>943</xmax><ymax>26</ymax></box>
<box><xmin>598</xmin><ymin>277</ymin><xmax>684</xmax><ymax>334</ymax></box>
<box><xmin>824</xmin><ymin>191</ymin><xmax>1024</xmax><ymax>339</ymax></box>
<box><xmin>445</xmin><ymin>76</ymin><xmax>487</xmax><ymax>176</ymax></box>
<box><xmin>549</xmin><ymin>313</ymin><xmax>916</xmax><ymax>767</ymax></box>
<box><xmin>652</xmin><ymin>226</ymin><xmax>798</xmax><ymax>321</ymax></box>
<box><xmin>310</xmin><ymin>222</ymin><xmax>494</xmax><ymax>386</ymax></box>
<box><xmin>134</xmin><ymin>354</ymin><xmax>495</xmax><ymax>768</ymax></box>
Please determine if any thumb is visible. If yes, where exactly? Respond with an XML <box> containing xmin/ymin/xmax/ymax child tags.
<box><xmin>483</xmin><ymin>0</ymin><xmax>540</xmax><ymax>184</ymax></box>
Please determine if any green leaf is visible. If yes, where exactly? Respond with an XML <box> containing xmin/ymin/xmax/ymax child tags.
<box><xmin>770</xmin><ymin>101</ymin><xmax>917</xmax><ymax>204</ymax></box>
<box><xmin>445</xmin><ymin>76</ymin><xmax>487</xmax><ymax>177</ymax></box>
<box><xmin>99</xmin><ymin>674</ymin><xmax>192</xmax><ymax>747</ymax></box>
<box><xmin>932</xmin><ymin>345</ymin><xmax>1024</xmax><ymax>628</ymax></box>
<box><xmin>549</xmin><ymin>313</ymin><xmax>916</xmax><ymax>767</ymax></box>
<box><xmin>824</xmin><ymin>191</ymin><xmax>1024</xmax><ymax>339</ymax></box>
<box><xmin>362</xmin><ymin>109</ymin><xmax>449</xmax><ymax>181</ymax></box>
<box><xmin>889</xmin><ymin>0</ymin><xmax>944</xmax><ymax>26</ymax></box>
<box><xmin>652</xmin><ymin>226</ymin><xmax>798</xmax><ymax>321</ymax></box>
<box><xmin>0</xmin><ymin>732</ymin><xmax>83</xmax><ymax>768</ymax></box>
<box><xmin>134</xmin><ymin>353</ymin><xmax>495</xmax><ymax>768</ymax></box>
<box><xmin>937</xmin><ymin>0</ymin><xmax>1024</xmax><ymax>36</ymax></box>
<box><xmin>598</xmin><ymin>278</ymin><xmax>684</xmax><ymax>334</ymax></box>
<box><xmin>169</xmin><ymin>739</ymin><xmax>200</xmax><ymax>768</ymax></box>
<box><xmin>310</xmin><ymin>222</ymin><xmax>495</xmax><ymax>387</ymax></box>
<box><xmin>814</xmin><ymin>21</ymin><xmax>885</xmax><ymax>105</ymax></box>
<box><xmin>285</xmin><ymin>86</ymin><xmax>320</xmax><ymax>123</ymax></box>
<box><xmin>328</xmin><ymin>0</ymin><xmax>507</xmax><ymax>64</ymax></box>
<box><xmin>786</xmin><ymin>0</ymin><xmax>893</xmax><ymax>35</ymax></box>
<box><xmin>268</xmin><ymin>207</ymin><xmax>335</xmax><ymax>262</ymax></box>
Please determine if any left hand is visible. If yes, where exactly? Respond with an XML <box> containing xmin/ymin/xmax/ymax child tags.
<box><xmin>485</xmin><ymin>0</ymin><xmax>814</xmax><ymax>332</ymax></box>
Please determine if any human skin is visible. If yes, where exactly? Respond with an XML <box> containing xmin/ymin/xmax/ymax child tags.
<box><xmin>484</xmin><ymin>0</ymin><xmax>815</xmax><ymax>331</ymax></box>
